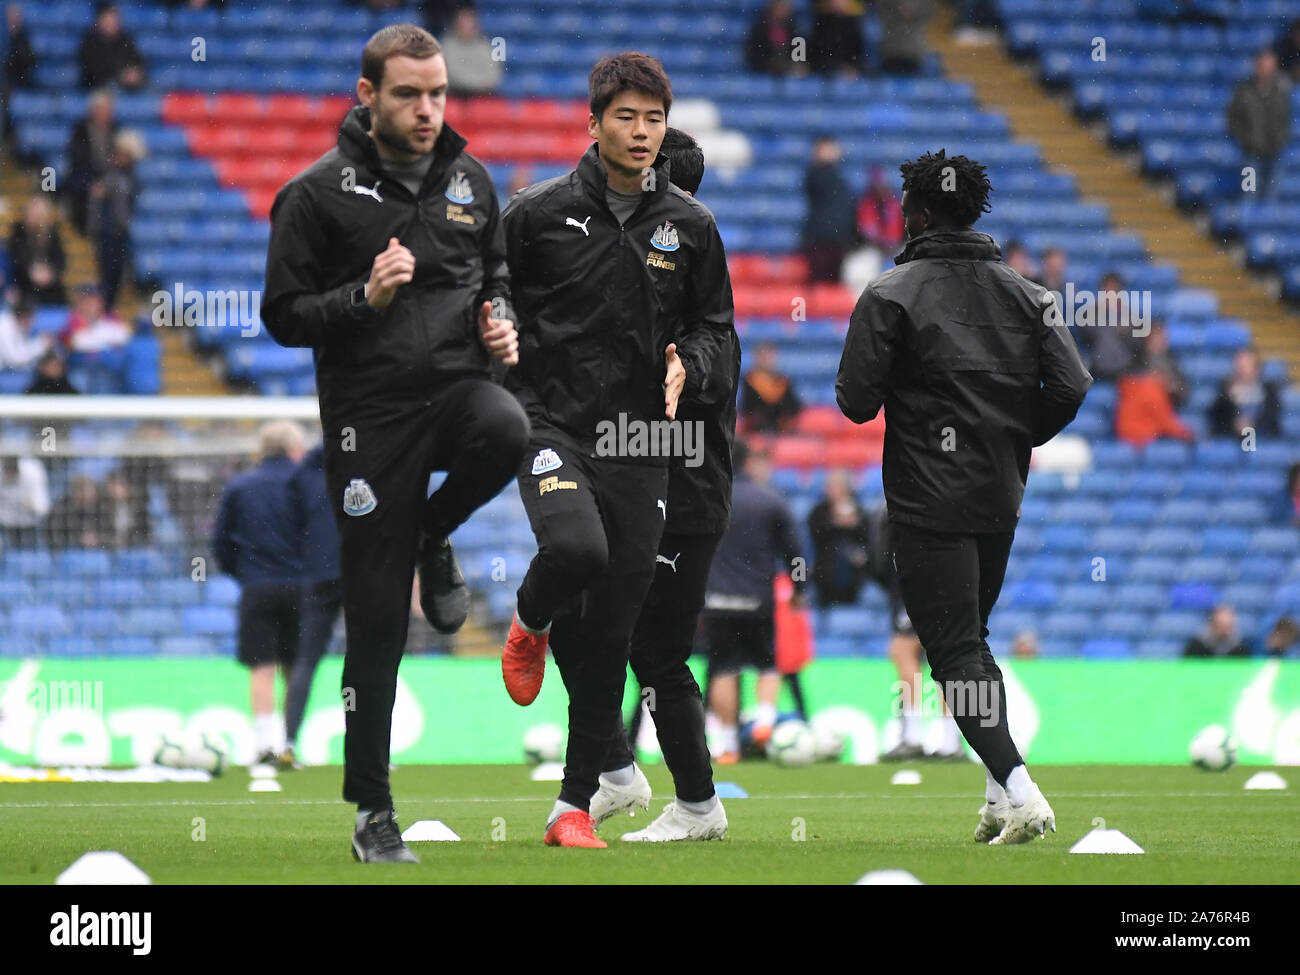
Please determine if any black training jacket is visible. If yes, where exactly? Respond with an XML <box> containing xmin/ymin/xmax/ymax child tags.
<box><xmin>665</xmin><ymin>327</ymin><xmax>740</xmax><ymax>535</ymax></box>
<box><xmin>262</xmin><ymin>106</ymin><xmax>511</xmax><ymax>427</ymax></box>
<box><xmin>502</xmin><ymin>143</ymin><xmax>735</xmax><ymax>464</ymax></box>
<box><xmin>836</xmin><ymin>229</ymin><xmax>1092</xmax><ymax>534</ymax></box>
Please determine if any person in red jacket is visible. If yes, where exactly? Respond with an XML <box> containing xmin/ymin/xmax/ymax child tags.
<box><xmin>855</xmin><ymin>167</ymin><xmax>904</xmax><ymax>253</ymax></box>
<box><xmin>1115</xmin><ymin>364</ymin><xmax>1194</xmax><ymax>449</ymax></box>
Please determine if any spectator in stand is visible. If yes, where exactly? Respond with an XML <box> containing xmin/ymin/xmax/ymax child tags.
<box><xmin>24</xmin><ymin>350</ymin><xmax>78</xmax><ymax>394</ymax></box>
<box><xmin>856</xmin><ymin>167</ymin><xmax>904</xmax><ymax>253</ymax></box>
<box><xmin>1003</xmin><ymin>239</ymin><xmax>1035</xmax><ymax>280</ymax></box>
<box><xmin>807</xmin><ymin>469</ymin><xmax>870</xmax><ymax>607</ymax></box>
<box><xmin>1135</xmin><ymin>319</ymin><xmax>1187</xmax><ymax>409</ymax></box>
<box><xmin>1209</xmin><ymin>346</ymin><xmax>1281</xmax><ymax>438</ymax></box>
<box><xmin>803</xmin><ymin>135</ymin><xmax>857</xmax><ymax>283</ymax></box>
<box><xmin>46</xmin><ymin>474</ymin><xmax>107</xmax><ymax>549</ymax></box>
<box><xmin>740</xmin><ymin>341</ymin><xmax>802</xmax><ymax>433</ymax></box>
<box><xmin>102</xmin><ymin>468</ymin><xmax>150</xmax><ymax>547</ymax></box>
<box><xmin>506</xmin><ymin>163</ymin><xmax>534</xmax><ymax>200</ymax></box>
<box><xmin>0</xmin><ymin>294</ymin><xmax>50</xmax><ymax>370</ymax></box>
<box><xmin>1074</xmin><ymin>271</ymin><xmax>1134</xmax><ymax>380</ymax></box>
<box><xmin>1036</xmin><ymin>246</ymin><xmax>1068</xmax><ymax>294</ymax></box>
<box><xmin>213</xmin><ymin>420</ymin><xmax>308</xmax><ymax>766</ymax></box>
<box><xmin>1265</xmin><ymin>616</ymin><xmax>1299</xmax><ymax>658</ymax></box>
<box><xmin>66</xmin><ymin>89</ymin><xmax>119</xmax><ymax>234</ymax></box>
<box><xmin>77</xmin><ymin>2</ymin><xmax>145</xmax><ymax>91</ymax></box>
<box><xmin>1115</xmin><ymin>359</ymin><xmax>1194</xmax><ymax>450</ymax></box>
<box><xmin>3</xmin><ymin>3</ymin><xmax>37</xmax><ymax>148</ymax></box>
<box><xmin>1279</xmin><ymin>463</ymin><xmax>1300</xmax><ymax>526</ymax></box>
<box><xmin>61</xmin><ymin>284</ymin><xmax>131</xmax><ymax>354</ymax></box>
<box><xmin>876</xmin><ymin>0</ymin><xmax>936</xmax><ymax>75</ymax></box>
<box><xmin>952</xmin><ymin>0</ymin><xmax>1001</xmax><ymax>42</ymax></box>
<box><xmin>438</xmin><ymin>6</ymin><xmax>501</xmax><ymax>96</ymax></box>
<box><xmin>0</xmin><ymin>454</ymin><xmax>49</xmax><ymax>547</ymax></box>
<box><xmin>1227</xmin><ymin>49</ymin><xmax>1292</xmax><ymax>201</ymax></box>
<box><xmin>88</xmin><ymin>129</ymin><xmax>143</xmax><ymax>310</ymax></box>
<box><xmin>811</xmin><ymin>0</ymin><xmax>866</xmax><ymax>79</ymax></box>
<box><xmin>1276</xmin><ymin>19</ymin><xmax>1300</xmax><ymax>81</ymax></box>
<box><xmin>1011</xmin><ymin>631</ymin><xmax>1039</xmax><ymax>659</ymax></box>
<box><xmin>747</xmin><ymin>0</ymin><xmax>802</xmax><ymax>77</ymax></box>
<box><xmin>7</xmin><ymin>196</ymin><xmax>67</xmax><ymax>306</ymax></box>
<box><xmin>1183</xmin><ymin>604</ymin><xmax>1249</xmax><ymax>658</ymax></box>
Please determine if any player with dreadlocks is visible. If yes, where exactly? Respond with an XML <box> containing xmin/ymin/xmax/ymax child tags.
<box><xmin>835</xmin><ymin>150</ymin><xmax>1092</xmax><ymax>844</ymax></box>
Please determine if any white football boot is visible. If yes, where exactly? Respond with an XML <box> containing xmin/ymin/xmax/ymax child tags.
<box><xmin>974</xmin><ymin>798</ymin><xmax>1011</xmax><ymax>843</ymax></box>
<box><xmin>621</xmin><ymin>800</ymin><xmax>728</xmax><ymax>842</ymax></box>
<box><xmin>988</xmin><ymin>784</ymin><xmax>1056</xmax><ymax>845</ymax></box>
<box><xmin>589</xmin><ymin>764</ymin><xmax>652</xmax><ymax>827</ymax></box>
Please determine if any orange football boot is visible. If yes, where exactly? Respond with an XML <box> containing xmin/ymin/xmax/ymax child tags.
<box><xmin>543</xmin><ymin>811</ymin><xmax>607</xmax><ymax>848</ymax></box>
<box><xmin>502</xmin><ymin>615</ymin><xmax>549</xmax><ymax>705</ymax></box>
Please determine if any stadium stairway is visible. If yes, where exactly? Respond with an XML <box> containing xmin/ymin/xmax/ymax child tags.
<box><xmin>0</xmin><ymin>149</ymin><xmax>222</xmax><ymax>395</ymax></box>
<box><xmin>929</xmin><ymin>6</ymin><xmax>1300</xmax><ymax>378</ymax></box>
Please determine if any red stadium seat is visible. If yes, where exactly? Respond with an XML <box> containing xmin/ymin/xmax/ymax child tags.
<box><xmin>768</xmin><ymin>436</ymin><xmax>825</xmax><ymax>469</ymax></box>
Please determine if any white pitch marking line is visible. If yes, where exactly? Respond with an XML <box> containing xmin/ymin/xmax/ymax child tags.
<box><xmin>0</xmin><ymin>791</ymin><xmax>1290</xmax><ymax>810</ymax></box>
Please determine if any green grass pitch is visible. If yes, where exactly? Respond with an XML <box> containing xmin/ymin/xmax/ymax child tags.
<box><xmin>2</xmin><ymin>763</ymin><xmax>1297</xmax><ymax>884</ymax></box>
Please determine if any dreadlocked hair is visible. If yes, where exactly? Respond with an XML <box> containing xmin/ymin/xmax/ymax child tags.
<box><xmin>898</xmin><ymin>149</ymin><xmax>992</xmax><ymax>227</ymax></box>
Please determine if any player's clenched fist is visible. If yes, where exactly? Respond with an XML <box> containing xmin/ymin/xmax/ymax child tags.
<box><xmin>478</xmin><ymin>301</ymin><xmax>519</xmax><ymax>367</ymax></box>
<box><xmin>365</xmin><ymin>237</ymin><xmax>415</xmax><ymax>311</ymax></box>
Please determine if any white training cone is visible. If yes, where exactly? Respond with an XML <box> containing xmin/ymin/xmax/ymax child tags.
<box><xmin>855</xmin><ymin>869</ymin><xmax>924</xmax><ymax>885</ymax></box>
<box><xmin>1244</xmin><ymin>771</ymin><xmax>1288</xmax><ymax>790</ymax></box>
<box><xmin>56</xmin><ymin>851</ymin><xmax>151</xmax><ymax>885</ymax></box>
<box><xmin>248</xmin><ymin>765</ymin><xmax>277</xmax><ymax>780</ymax></box>
<box><xmin>890</xmin><ymin>769</ymin><xmax>922</xmax><ymax>785</ymax></box>
<box><xmin>248</xmin><ymin>778</ymin><xmax>281</xmax><ymax>792</ymax></box>
<box><xmin>401</xmin><ymin>820</ymin><xmax>461</xmax><ymax>842</ymax></box>
<box><xmin>530</xmin><ymin>761</ymin><xmax>564</xmax><ymax>782</ymax></box>
<box><xmin>1070</xmin><ymin>828</ymin><xmax>1144</xmax><ymax>854</ymax></box>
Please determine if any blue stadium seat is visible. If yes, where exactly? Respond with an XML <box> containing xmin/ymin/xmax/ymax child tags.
<box><xmin>183</xmin><ymin>606</ymin><xmax>237</xmax><ymax>638</ymax></box>
<box><xmin>1081</xmin><ymin>638</ymin><xmax>1132</xmax><ymax>659</ymax></box>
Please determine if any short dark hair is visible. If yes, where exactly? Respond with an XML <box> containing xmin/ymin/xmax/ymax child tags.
<box><xmin>662</xmin><ymin>126</ymin><xmax>704</xmax><ymax>194</ymax></box>
<box><xmin>589</xmin><ymin>52</ymin><xmax>672</xmax><ymax>122</ymax></box>
<box><xmin>361</xmin><ymin>24</ymin><xmax>442</xmax><ymax>89</ymax></box>
<box><xmin>899</xmin><ymin>149</ymin><xmax>992</xmax><ymax>227</ymax></box>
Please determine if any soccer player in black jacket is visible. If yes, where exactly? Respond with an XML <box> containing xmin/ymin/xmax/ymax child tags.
<box><xmin>836</xmin><ymin>151</ymin><xmax>1092</xmax><ymax>845</ymax></box>
<box><xmin>574</xmin><ymin>127</ymin><xmax>739</xmax><ymax>842</ymax></box>
<box><xmin>262</xmin><ymin>25</ymin><xmax>529</xmax><ymax>863</ymax></box>
<box><xmin>500</xmin><ymin>55</ymin><xmax>735</xmax><ymax>848</ymax></box>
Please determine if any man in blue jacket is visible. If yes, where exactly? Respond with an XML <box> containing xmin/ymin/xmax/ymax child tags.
<box><xmin>281</xmin><ymin>442</ymin><xmax>343</xmax><ymax>770</ymax></box>
<box><xmin>213</xmin><ymin>420</ymin><xmax>307</xmax><ymax>766</ymax></box>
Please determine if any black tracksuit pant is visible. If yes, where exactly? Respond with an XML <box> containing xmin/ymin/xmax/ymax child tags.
<box><xmin>324</xmin><ymin>375</ymin><xmax>529</xmax><ymax>811</ymax></box>
<box><xmin>889</xmin><ymin>521</ymin><xmax>1023</xmax><ymax>783</ymax></box>
<box><xmin>601</xmin><ymin>529</ymin><xmax>720</xmax><ymax>803</ymax></box>
<box><xmin>285</xmin><ymin>577</ymin><xmax>342</xmax><ymax>748</ymax></box>
<box><xmin>516</xmin><ymin>437</ymin><xmax>668</xmax><ymax>811</ymax></box>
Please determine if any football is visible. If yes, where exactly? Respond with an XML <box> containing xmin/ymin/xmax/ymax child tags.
<box><xmin>522</xmin><ymin>723</ymin><xmax>565</xmax><ymax>764</ymax></box>
<box><xmin>153</xmin><ymin>732</ymin><xmax>227</xmax><ymax>776</ymax></box>
<box><xmin>1189</xmin><ymin>724</ymin><xmax>1237</xmax><ymax>772</ymax></box>
<box><xmin>766</xmin><ymin>720</ymin><xmax>818</xmax><ymax>768</ymax></box>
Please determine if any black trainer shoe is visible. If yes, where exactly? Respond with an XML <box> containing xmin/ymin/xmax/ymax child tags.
<box><xmin>880</xmin><ymin>741</ymin><xmax>926</xmax><ymax>762</ymax></box>
<box><xmin>351</xmin><ymin>809</ymin><xmax>420</xmax><ymax>863</ymax></box>
<box><xmin>252</xmin><ymin>749</ymin><xmax>279</xmax><ymax>766</ymax></box>
<box><xmin>418</xmin><ymin>534</ymin><xmax>469</xmax><ymax>634</ymax></box>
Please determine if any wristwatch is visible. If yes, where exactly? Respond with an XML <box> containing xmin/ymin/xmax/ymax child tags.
<box><xmin>349</xmin><ymin>282</ymin><xmax>370</xmax><ymax>308</ymax></box>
